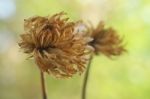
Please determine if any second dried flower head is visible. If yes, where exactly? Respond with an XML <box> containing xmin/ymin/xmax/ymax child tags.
<box><xmin>84</xmin><ymin>21</ymin><xmax>125</xmax><ymax>57</ymax></box>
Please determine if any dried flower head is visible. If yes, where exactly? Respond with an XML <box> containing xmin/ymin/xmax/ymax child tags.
<box><xmin>18</xmin><ymin>12</ymin><xmax>92</xmax><ymax>78</ymax></box>
<box><xmin>87</xmin><ymin>21</ymin><xmax>125</xmax><ymax>57</ymax></box>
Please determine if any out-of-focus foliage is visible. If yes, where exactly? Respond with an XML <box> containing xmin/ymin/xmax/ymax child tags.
<box><xmin>0</xmin><ymin>0</ymin><xmax>150</xmax><ymax>99</ymax></box>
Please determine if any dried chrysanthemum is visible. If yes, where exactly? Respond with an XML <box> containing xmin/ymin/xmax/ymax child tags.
<box><xmin>87</xmin><ymin>21</ymin><xmax>125</xmax><ymax>57</ymax></box>
<box><xmin>18</xmin><ymin>12</ymin><xmax>92</xmax><ymax>78</ymax></box>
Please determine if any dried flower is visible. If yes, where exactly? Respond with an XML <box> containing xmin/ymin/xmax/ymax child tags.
<box><xmin>87</xmin><ymin>21</ymin><xmax>125</xmax><ymax>57</ymax></box>
<box><xmin>18</xmin><ymin>12</ymin><xmax>92</xmax><ymax>78</ymax></box>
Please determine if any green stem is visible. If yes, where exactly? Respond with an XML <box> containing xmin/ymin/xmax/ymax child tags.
<box><xmin>82</xmin><ymin>56</ymin><xmax>93</xmax><ymax>99</ymax></box>
<box><xmin>40</xmin><ymin>71</ymin><xmax>47</xmax><ymax>99</ymax></box>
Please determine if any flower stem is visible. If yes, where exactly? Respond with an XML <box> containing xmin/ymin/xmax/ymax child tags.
<box><xmin>82</xmin><ymin>56</ymin><xmax>93</xmax><ymax>99</ymax></box>
<box><xmin>40</xmin><ymin>71</ymin><xmax>47</xmax><ymax>99</ymax></box>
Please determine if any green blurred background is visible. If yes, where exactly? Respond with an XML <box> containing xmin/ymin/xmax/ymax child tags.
<box><xmin>0</xmin><ymin>0</ymin><xmax>150</xmax><ymax>99</ymax></box>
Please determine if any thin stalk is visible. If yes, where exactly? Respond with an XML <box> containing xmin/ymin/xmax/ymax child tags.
<box><xmin>40</xmin><ymin>71</ymin><xmax>47</xmax><ymax>99</ymax></box>
<box><xmin>82</xmin><ymin>56</ymin><xmax>93</xmax><ymax>99</ymax></box>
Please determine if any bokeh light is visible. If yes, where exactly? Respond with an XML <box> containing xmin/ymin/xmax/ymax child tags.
<box><xmin>0</xmin><ymin>0</ymin><xmax>16</xmax><ymax>20</ymax></box>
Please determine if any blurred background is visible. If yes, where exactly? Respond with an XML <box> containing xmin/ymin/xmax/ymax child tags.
<box><xmin>0</xmin><ymin>0</ymin><xmax>150</xmax><ymax>99</ymax></box>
